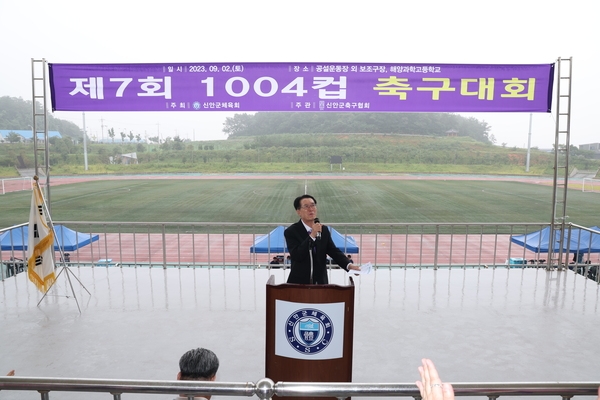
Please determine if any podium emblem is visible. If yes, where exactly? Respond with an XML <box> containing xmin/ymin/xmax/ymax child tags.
<box><xmin>285</xmin><ymin>308</ymin><xmax>333</xmax><ymax>354</ymax></box>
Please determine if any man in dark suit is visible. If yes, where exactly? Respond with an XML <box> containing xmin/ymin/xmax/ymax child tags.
<box><xmin>284</xmin><ymin>194</ymin><xmax>360</xmax><ymax>284</ymax></box>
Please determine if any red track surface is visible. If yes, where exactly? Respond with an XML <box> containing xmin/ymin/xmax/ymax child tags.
<box><xmin>64</xmin><ymin>232</ymin><xmax>530</xmax><ymax>266</ymax></box>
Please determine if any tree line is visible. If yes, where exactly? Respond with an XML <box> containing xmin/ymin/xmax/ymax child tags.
<box><xmin>0</xmin><ymin>96</ymin><xmax>84</xmax><ymax>140</ymax></box>
<box><xmin>2</xmin><ymin>132</ymin><xmax>600</xmax><ymax>175</ymax></box>
<box><xmin>223</xmin><ymin>112</ymin><xmax>495</xmax><ymax>144</ymax></box>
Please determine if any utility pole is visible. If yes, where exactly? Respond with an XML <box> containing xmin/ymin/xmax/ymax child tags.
<box><xmin>526</xmin><ymin>113</ymin><xmax>532</xmax><ymax>172</ymax></box>
<box><xmin>100</xmin><ymin>117</ymin><xmax>106</xmax><ymax>142</ymax></box>
<box><xmin>82</xmin><ymin>112</ymin><xmax>88</xmax><ymax>170</ymax></box>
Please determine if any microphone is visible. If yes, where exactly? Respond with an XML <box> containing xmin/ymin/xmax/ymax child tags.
<box><xmin>314</xmin><ymin>218</ymin><xmax>321</xmax><ymax>241</ymax></box>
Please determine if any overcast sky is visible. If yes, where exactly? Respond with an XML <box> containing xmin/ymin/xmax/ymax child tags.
<box><xmin>1</xmin><ymin>0</ymin><xmax>596</xmax><ymax>148</ymax></box>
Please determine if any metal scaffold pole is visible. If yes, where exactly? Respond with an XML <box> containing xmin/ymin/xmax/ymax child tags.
<box><xmin>548</xmin><ymin>57</ymin><xmax>573</xmax><ymax>269</ymax></box>
<box><xmin>31</xmin><ymin>58</ymin><xmax>51</xmax><ymax>211</ymax></box>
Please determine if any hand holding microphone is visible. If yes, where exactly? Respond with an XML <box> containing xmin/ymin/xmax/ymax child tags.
<box><xmin>313</xmin><ymin>218</ymin><xmax>322</xmax><ymax>241</ymax></box>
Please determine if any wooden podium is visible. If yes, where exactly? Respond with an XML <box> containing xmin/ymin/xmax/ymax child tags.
<box><xmin>265</xmin><ymin>275</ymin><xmax>355</xmax><ymax>400</ymax></box>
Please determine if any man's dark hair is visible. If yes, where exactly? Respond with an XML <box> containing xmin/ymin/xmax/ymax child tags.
<box><xmin>179</xmin><ymin>348</ymin><xmax>219</xmax><ymax>380</ymax></box>
<box><xmin>293</xmin><ymin>194</ymin><xmax>317</xmax><ymax>210</ymax></box>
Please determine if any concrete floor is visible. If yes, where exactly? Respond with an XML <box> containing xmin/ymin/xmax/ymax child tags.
<box><xmin>1</xmin><ymin>266</ymin><xmax>599</xmax><ymax>400</ymax></box>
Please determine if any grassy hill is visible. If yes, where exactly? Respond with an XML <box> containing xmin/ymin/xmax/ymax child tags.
<box><xmin>1</xmin><ymin>133</ymin><xmax>598</xmax><ymax>178</ymax></box>
<box><xmin>2</xmin><ymin>94</ymin><xmax>599</xmax><ymax>177</ymax></box>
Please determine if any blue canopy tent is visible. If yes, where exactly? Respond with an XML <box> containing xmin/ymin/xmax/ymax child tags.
<box><xmin>511</xmin><ymin>226</ymin><xmax>600</xmax><ymax>253</ymax></box>
<box><xmin>328</xmin><ymin>227</ymin><xmax>360</xmax><ymax>254</ymax></box>
<box><xmin>250</xmin><ymin>226</ymin><xmax>288</xmax><ymax>254</ymax></box>
<box><xmin>250</xmin><ymin>225</ymin><xmax>359</xmax><ymax>254</ymax></box>
<box><xmin>0</xmin><ymin>224</ymin><xmax>99</xmax><ymax>252</ymax></box>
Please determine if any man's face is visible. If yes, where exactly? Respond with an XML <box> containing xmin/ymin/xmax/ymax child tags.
<box><xmin>296</xmin><ymin>197</ymin><xmax>317</xmax><ymax>222</ymax></box>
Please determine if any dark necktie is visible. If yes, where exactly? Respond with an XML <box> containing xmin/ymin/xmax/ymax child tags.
<box><xmin>309</xmin><ymin>230</ymin><xmax>316</xmax><ymax>254</ymax></box>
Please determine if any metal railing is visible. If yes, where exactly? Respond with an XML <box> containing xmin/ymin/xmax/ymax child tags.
<box><xmin>2</xmin><ymin>222</ymin><xmax>599</xmax><ymax>282</ymax></box>
<box><xmin>1</xmin><ymin>376</ymin><xmax>599</xmax><ymax>400</ymax></box>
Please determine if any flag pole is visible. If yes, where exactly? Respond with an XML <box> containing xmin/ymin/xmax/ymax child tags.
<box><xmin>31</xmin><ymin>176</ymin><xmax>91</xmax><ymax>313</ymax></box>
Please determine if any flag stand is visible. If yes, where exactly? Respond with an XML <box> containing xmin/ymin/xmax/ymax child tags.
<box><xmin>30</xmin><ymin>176</ymin><xmax>91</xmax><ymax>313</ymax></box>
<box><xmin>38</xmin><ymin>260</ymin><xmax>90</xmax><ymax>313</ymax></box>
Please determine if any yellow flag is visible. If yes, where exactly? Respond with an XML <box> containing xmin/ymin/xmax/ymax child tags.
<box><xmin>27</xmin><ymin>181</ymin><xmax>56</xmax><ymax>292</ymax></box>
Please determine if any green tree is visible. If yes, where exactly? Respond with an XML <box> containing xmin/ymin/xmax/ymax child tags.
<box><xmin>5</xmin><ymin>132</ymin><xmax>22</xmax><ymax>143</ymax></box>
<box><xmin>108</xmin><ymin>128</ymin><xmax>115</xmax><ymax>143</ymax></box>
<box><xmin>161</xmin><ymin>137</ymin><xmax>172</xmax><ymax>151</ymax></box>
<box><xmin>223</xmin><ymin>113</ymin><xmax>255</xmax><ymax>137</ymax></box>
<box><xmin>128</xmin><ymin>131</ymin><xmax>135</xmax><ymax>142</ymax></box>
<box><xmin>172</xmin><ymin>135</ymin><xmax>185</xmax><ymax>150</ymax></box>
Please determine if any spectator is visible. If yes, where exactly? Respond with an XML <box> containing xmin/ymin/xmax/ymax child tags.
<box><xmin>415</xmin><ymin>359</ymin><xmax>600</xmax><ymax>400</ymax></box>
<box><xmin>177</xmin><ymin>348</ymin><xmax>219</xmax><ymax>399</ymax></box>
<box><xmin>416</xmin><ymin>359</ymin><xmax>454</xmax><ymax>400</ymax></box>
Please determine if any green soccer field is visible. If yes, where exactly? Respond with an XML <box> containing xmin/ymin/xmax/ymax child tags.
<box><xmin>1</xmin><ymin>177</ymin><xmax>599</xmax><ymax>228</ymax></box>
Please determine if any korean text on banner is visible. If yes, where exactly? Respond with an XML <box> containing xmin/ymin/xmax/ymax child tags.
<box><xmin>27</xmin><ymin>181</ymin><xmax>56</xmax><ymax>292</ymax></box>
<box><xmin>48</xmin><ymin>62</ymin><xmax>554</xmax><ymax>113</ymax></box>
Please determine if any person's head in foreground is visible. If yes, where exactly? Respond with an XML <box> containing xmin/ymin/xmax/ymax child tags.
<box><xmin>178</xmin><ymin>348</ymin><xmax>219</xmax><ymax>381</ymax></box>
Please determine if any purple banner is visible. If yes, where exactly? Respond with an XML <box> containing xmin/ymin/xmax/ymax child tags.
<box><xmin>49</xmin><ymin>62</ymin><xmax>554</xmax><ymax>113</ymax></box>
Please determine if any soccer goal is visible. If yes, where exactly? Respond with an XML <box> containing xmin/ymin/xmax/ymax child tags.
<box><xmin>0</xmin><ymin>177</ymin><xmax>33</xmax><ymax>195</ymax></box>
<box><xmin>582</xmin><ymin>178</ymin><xmax>600</xmax><ymax>193</ymax></box>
